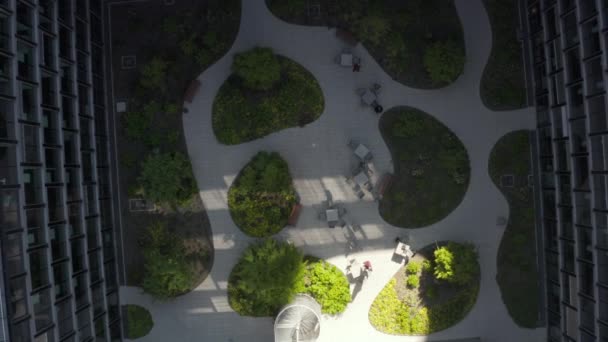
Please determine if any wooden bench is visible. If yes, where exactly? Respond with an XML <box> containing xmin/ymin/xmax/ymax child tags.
<box><xmin>287</xmin><ymin>203</ymin><xmax>303</xmax><ymax>226</ymax></box>
<box><xmin>184</xmin><ymin>79</ymin><xmax>201</xmax><ymax>103</ymax></box>
<box><xmin>376</xmin><ymin>173</ymin><xmax>393</xmax><ymax>200</ymax></box>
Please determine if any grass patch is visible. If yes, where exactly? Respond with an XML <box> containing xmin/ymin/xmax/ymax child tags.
<box><xmin>228</xmin><ymin>239</ymin><xmax>351</xmax><ymax>316</ymax></box>
<box><xmin>122</xmin><ymin>305</ymin><xmax>153</xmax><ymax>339</ymax></box>
<box><xmin>266</xmin><ymin>0</ymin><xmax>464</xmax><ymax>88</ymax></box>
<box><xmin>228</xmin><ymin>151</ymin><xmax>296</xmax><ymax>237</ymax></box>
<box><xmin>369</xmin><ymin>242</ymin><xmax>480</xmax><ymax>335</ymax></box>
<box><xmin>379</xmin><ymin>107</ymin><xmax>470</xmax><ymax>227</ymax></box>
<box><xmin>489</xmin><ymin>130</ymin><xmax>540</xmax><ymax>328</ymax></box>
<box><xmin>213</xmin><ymin>53</ymin><xmax>324</xmax><ymax>145</ymax></box>
<box><xmin>480</xmin><ymin>0</ymin><xmax>527</xmax><ymax>110</ymax></box>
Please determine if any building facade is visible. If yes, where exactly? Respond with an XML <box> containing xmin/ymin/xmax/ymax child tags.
<box><xmin>0</xmin><ymin>0</ymin><xmax>122</xmax><ymax>341</ymax></box>
<box><xmin>522</xmin><ymin>0</ymin><xmax>608</xmax><ymax>341</ymax></box>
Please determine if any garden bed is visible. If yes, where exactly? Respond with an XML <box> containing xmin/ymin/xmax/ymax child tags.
<box><xmin>108</xmin><ymin>0</ymin><xmax>240</xmax><ymax>289</ymax></box>
<box><xmin>489</xmin><ymin>131</ymin><xmax>540</xmax><ymax>328</ymax></box>
<box><xmin>228</xmin><ymin>239</ymin><xmax>351</xmax><ymax>316</ymax></box>
<box><xmin>369</xmin><ymin>242</ymin><xmax>480</xmax><ymax>335</ymax></box>
<box><xmin>213</xmin><ymin>51</ymin><xmax>324</xmax><ymax>145</ymax></box>
<box><xmin>378</xmin><ymin>107</ymin><xmax>470</xmax><ymax>227</ymax></box>
<box><xmin>265</xmin><ymin>0</ymin><xmax>464</xmax><ymax>88</ymax></box>
<box><xmin>122</xmin><ymin>305</ymin><xmax>153</xmax><ymax>339</ymax></box>
<box><xmin>228</xmin><ymin>152</ymin><xmax>297</xmax><ymax>237</ymax></box>
<box><xmin>480</xmin><ymin>0</ymin><xmax>527</xmax><ymax>110</ymax></box>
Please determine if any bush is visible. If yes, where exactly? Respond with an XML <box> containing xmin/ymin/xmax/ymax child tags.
<box><xmin>140</xmin><ymin>223</ymin><xmax>195</xmax><ymax>299</ymax></box>
<box><xmin>433</xmin><ymin>242</ymin><xmax>479</xmax><ymax>285</ymax></box>
<box><xmin>295</xmin><ymin>259</ymin><xmax>352</xmax><ymax>314</ymax></box>
<box><xmin>406</xmin><ymin>274</ymin><xmax>420</xmax><ymax>288</ymax></box>
<box><xmin>405</xmin><ymin>261</ymin><xmax>421</xmax><ymax>275</ymax></box>
<box><xmin>138</xmin><ymin>152</ymin><xmax>197</xmax><ymax>206</ymax></box>
<box><xmin>232</xmin><ymin>47</ymin><xmax>281</xmax><ymax>91</ymax></box>
<box><xmin>139</xmin><ymin>57</ymin><xmax>169</xmax><ymax>92</ymax></box>
<box><xmin>123</xmin><ymin>305</ymin><xmax>153</xmax><ymax>339</ymax></box>
<box><xmin>228</xmin><ymin>152</ymin><xmax>296</xmax><ymax>237</ymax></box>
<box><xmin>423</xmin><ymin>40</ymin><xmax>464</xmax><ymax>84</ymax></box>
<box><xmin>213</xmin><ymin>56</ymin><xmax>324</xmax><ymax>144</ymax></box>
<box><xmin>357</xmin><ymin>15</ymin><xmax>390</xmax><ymax>46</ymax></box>
<box><xmin>421</xmin><ymin>260</ymin><xmax>433</xmax><ymax>272</ymax></box>
<box><xmin>228</xmin><ymin>239</ymin><xmax>306</xmax><ymax>316</ymax></box>
<box><xmin>392</xmin><ymin>115</ymin><xmax>426</xmax><ymax>138</ymax></box>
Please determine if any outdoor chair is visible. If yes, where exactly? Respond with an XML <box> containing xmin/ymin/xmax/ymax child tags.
<box><xmin>338</xmin><ymin>219</ymin><xmax>346</xmax><ymax>228</ymax></box>
<box><xmin>353</xmin><ymin>56</ymin><xmax>361</xmax><ymax>65</ymax></box>
<box><xmin>364</xmin><ymin>182</ymin><xmax>373</xmax><ymax>192</ymax></box>
<box><xmin>357</xmin><ymin>190</ymin><xmax>365</xmax><ymax>199</ymax></box>
<box><xmin>345</xmin><ymin>176</ymin><xmax>354</xmax><ymax>185</ymax></box>
<box><xmin>348</xmin><ymin>139</ymin><xmax>359</xmax><ymax>150</ymax></box>
<box><xmin>356</xmin><ymin>88</ymin><xmax>367</xmax><ymax>97</ymax></box>
<box><xmin>364</xmin><ymin>153</ymin><xmax>374</xmax><ymax>162</ymax></box>
<box><xmin>371</xmin><ymin>83</ymin><xmax>381</xmax><ymax>95</ymax></box>
<box><xmin>339</xmin><ymin>206</ymin><xmax>347</xmax><ymax>216</ymax></box>
<box><xmin>318</xmin><ymin>211</ymin><xmax>326</xmax><ymax>221</ymax></box>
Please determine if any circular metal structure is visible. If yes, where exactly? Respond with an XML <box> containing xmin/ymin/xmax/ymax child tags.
<box><xmin>274</xmin><ymin>294</ymin><xmax>321</xmax><ymax>342</ymax></box>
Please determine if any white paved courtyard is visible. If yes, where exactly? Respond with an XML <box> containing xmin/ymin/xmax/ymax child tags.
<box><xmin>120</xmin><ymin>0</ymin><xmax>547</xmax><ymax>341</ymax></box>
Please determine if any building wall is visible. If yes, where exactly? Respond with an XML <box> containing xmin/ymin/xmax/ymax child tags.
<box><xmin>523</xmin><ymin>0</ymin><xmax>608</xmax><ymax>341</ymax></box>
<box><xmin>0</xmin><ymin>0</ymin><xmax>122</xmax><ymax>341</ymax></box>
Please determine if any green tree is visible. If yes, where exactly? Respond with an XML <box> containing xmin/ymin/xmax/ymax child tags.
<box><xmin>406</xmin><ymin>274</ymin><xmax>420</xmax><ymax>288</ymax></box>
<box><xmin>140</xmin><ymin>57</ymin><xmax>169</xmax><ymax>91</ymax></box>
<box><xmin>138</xmin><ymin>152</ymin><xmax>196</xmax><ymax>206</ymax></box>
<box><xmin>423</xmin><ymin>40</ymin><xmax>465</xmax><ymax>84</ymax></box>
<box><xmin>433</xmin><ymin>242</ymin><xmax>478</xmax><ymax>285</ymax></box>
<box><xmin>232</xmin><ymin>47</ymin><xmax>281</xmax><ymax>91</ymax></box>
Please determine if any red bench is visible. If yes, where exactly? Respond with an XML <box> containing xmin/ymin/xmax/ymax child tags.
<box><xmin>377</xmin><ymin>173</ymin><xmax>393</xmax><ymax>200</ymax></box>
<box><xmin>184</xmin><ymin>79</ymin><xmax>201</xmax><ymax>103</ymax></box>
<box><xmin>287</xmin><ymin>203</ymin><xmax>303</xmax><ymax>226</ymax></box>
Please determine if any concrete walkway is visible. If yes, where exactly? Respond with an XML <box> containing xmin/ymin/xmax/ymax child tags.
<box><xmin>120</xmin><ymin>1</ymin><xmax>546</xmax><ymax>341</ymax></box>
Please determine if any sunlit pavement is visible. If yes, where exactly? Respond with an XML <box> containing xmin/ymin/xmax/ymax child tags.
<box><xmin>119</xmin><ymin>1</ymin><xmax>546</xmax><ymax>341</ymax></box>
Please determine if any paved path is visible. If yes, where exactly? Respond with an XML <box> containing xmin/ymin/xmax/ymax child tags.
<box><xmin>120</xmin><ymin>1</ymin><xmax>546</xmax><ymax>341</ymax></box>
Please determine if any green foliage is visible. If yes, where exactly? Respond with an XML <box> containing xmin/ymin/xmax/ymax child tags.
<box><xmin>138</xmin><ymin>152</ymin><xmax>197</xmax><ymax>206</ymax></box>
<box><xmin>228</xmin><ymin>152</ymin><xmax>295</xmax><ymax>237</ymax></box>
<box><xmin>232</xmin><ymin>47</ymin><xmax>281</xmax><ymax>91</ymax></box>
<box><xmin>140</xmin><ymin>223</ymin><xmax>195</xmax><ymax>299</ymax></box>
<box><xmin>357</xmin><ymin>15</ymin><xmax>390</xmax><ymax>46</ymax></box>
<box><xmin>434</xmin><ymin>242</ymin><xmax>479</xmax><ymax>286</ymax></box>
<box><xmin>295</xmin><ymin>259</ymin><xmax>352</xmax><ymax>314</ymax></box>
<box><xmin>406</xmin><ymin>274</ymin><xmax>420</xmax><ymax>288</ymax></box>
<box><xmin>139</xmin><ymin>57</ymin><xmax>169</xmax><ymax>92</ymax></box>
<box><xmin>423</xmin><ymin>40</ymin><xmax>464</xmax><ymax>84</ymax></box>
<box><xmin>213</xmin><ymin>56</ymin><xmax>324</xmax><ymax>144</ymax></box>
<box><xmin>229</xmin><ymin>240</ymin><xmax>350</xmax><ymax>316</ymax></box>
<box><xmin>421</xmin><ymin>260</ymin><xmax>432</xmax><ymax>272</ymax></box>
<box><xmin>405</xmin><ymin>261</ymin><xmax>421</xmax><ymax>275</ymax></box>
<box><xmin>123</xmin><ymin>305</ymin><xmax>153</xmax><ymax>339</ymax></box>
<box><xmin>379</xmin><ymin>108</ymin><xmax>470</xmax><ymax>227</ymax></box>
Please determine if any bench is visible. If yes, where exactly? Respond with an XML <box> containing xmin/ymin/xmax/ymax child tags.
<box><xmin>184</xmin><ymin>79</ymin><xmax>201</xmax><ymax>103</ymax></box>
<box><xmin>376</xmin><ymin>173</ymin><xmax>393</xmax><ymax>200</ymax></box>
<box><xmin>287</xmin><ymin>203</ymin><xmax>303</xmax><ymax>226</ymax></box>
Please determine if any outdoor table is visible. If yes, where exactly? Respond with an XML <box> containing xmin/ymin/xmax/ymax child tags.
<box><xmin>340</xmin><ymin>53</ymin><xmax>353</xmax><ymax>66</ymax></box>
<box><xmin>326</xmin><ymin>208</ymin><xmax>339</xmax><ymax>223</ymax></box>
<box><xmin>394</xmin><ymin>242</ymin><xmax>413</xmax><ymax>258</ymax></box>
<box><xmin>361</xmin><ymin>90</ymin><xmax>377</xmax><ymax>105</ymax></box>
<box><xmin>354</xmin><ymin>143</ymin><xmax>370</xmax><ymax>161</ymax></box>
<box><xmin>353</xmin><ymin>171</ymin><xmax>369</xmax><ymax>186</ymax></box>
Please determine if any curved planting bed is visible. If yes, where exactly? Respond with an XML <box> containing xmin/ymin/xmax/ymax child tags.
<box><xmin>369</xmin><ymin>242</ymin><xmax>480</xmax><ymax>335</ymax></box>
<box><xmin>122</xmin><ymin>305</ymin><xmax>154</xmax><ymax>339</ymax></box>
<box><xmin>265</xmin><ymin>0</ymin><xmax>464</xmax><ymax>88</ymax></box>
<box><xmin>379</xmin><ymin>107</ymin><xmax>470</xmax><ymax>227</ymax></box>
<box><xmin>213</xmin><ymin>47</ymin><xmax>324</xmax><ymax>144</ymax></box>
<box><xmin>228</xmin><ymin>239</ymin><xmax>351</xmax><ymax>316</ymax></box>
<box><xmin>228</xmin><ymin>151</ymin><xmax>296</xmax><ymax>237</ymax></box>
<box><xmin>489</xmin><ymin>130</ymin><xmax>540</xmax><ymax>328</ymax></box>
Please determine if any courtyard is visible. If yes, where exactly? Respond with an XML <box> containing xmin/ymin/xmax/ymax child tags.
<box><xmin>117</xmin><ymin>0</ymin><xmax>545</xmax><ymax>341</ymax></box>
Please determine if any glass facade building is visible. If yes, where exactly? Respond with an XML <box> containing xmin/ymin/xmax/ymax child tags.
<box><xmin>0</xmin><ymin>0</ymin><xmax>122</xmax><ymax>341</ymax></box>
<box><xmin>522</xmin><ymin>0</ymin><xmax>608</xmax><ymax>341</ymax></box>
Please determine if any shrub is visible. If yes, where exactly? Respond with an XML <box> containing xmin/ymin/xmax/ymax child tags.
<box><xmin>356</xmin><ymin>15</ymin><xmax>390</xmax><ymax>46</ymax></box>
<box><xmin>295</xmin><ymin>259</ymin><xmax>351</xmax><ymax>314</ymax></box>
<box><xmin>434</xmin><ymin>242</ymin><xmax>479</xmax><ymax>285</ymax></box>
<box><xmin>392</xmin><ymin>114</ymin><xmax>426</xmax><ymax>138</ymax></box>
<box><xmin>423</xmin><ymin>40</ymin><xmax>464</xmax><ymax>84</ymax></box>
<box><xmin>232</xmin><ymin>47</ymin><xmax>281</xmax><ymax>90</ymax></box>
<box><xmin>405</xmin><ymin>261</ymin><xmax>421</xmax><ymax>275</ymax></box>
<box><xmin>228</xmin><ymin>152</ymin><xmax>296</xmax><ymax>237</ymax></box>
<box><xmin>138</xmin><ymin>152</ymin><xmax>197</xmax><ymax>206</ymax></box>
<box><xmin>421</xmin><ymin>260</ymin><xmax>433</xmax><ymax>272</ymax></box>
<box><xmin>228</xmin><ymin>239</ymin><xmax>305</xmax><ymax>316</ymax></box>
<box><xmin>123</xmin><ymin>305</ymin><xmax>153</xmax><ymax>339</ymax></box>
<box><xmin>139</xmin><ymin>57</ymin><xmax>169</xmax><ymax>91</ymax></box>
<box><xmin>140</xmin><ymin>223</ymin><xmax>194</xmax><ymax>299</ymax></box>
<box><xmin>406</xmin><ymin>274</ymin><xmax>420</xmax><ymax>288</ymax></box>
<box><xmin>213</xmin><ymin>56</ymin><xmax>324</xmax><ymax>144</ymax></box>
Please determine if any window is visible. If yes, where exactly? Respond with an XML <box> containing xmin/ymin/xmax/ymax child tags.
<box><xmin>29</xmin><ymin>248</ymin><xmax>50</xmax><ymax>290</ymax></box>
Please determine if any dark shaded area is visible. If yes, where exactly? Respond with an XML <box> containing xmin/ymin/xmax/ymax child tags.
<box><xmin>489</xmin><ymin>130</ymin><xmax>541</xmax><ymax>328</ymax></box>
<box><xmin>265</xmin><ymin>0</ymin><xmax>464</xmax><ymax>89</ymax></box>
<box><xmin>107</xmin><ymin>0</ymin><xmax>240</xmax><ymax>287</ymax></box>
<box><xmin>378</xmin><ymin>107</ymin><xmax>470</xmax><ymax>228</ymax></box>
